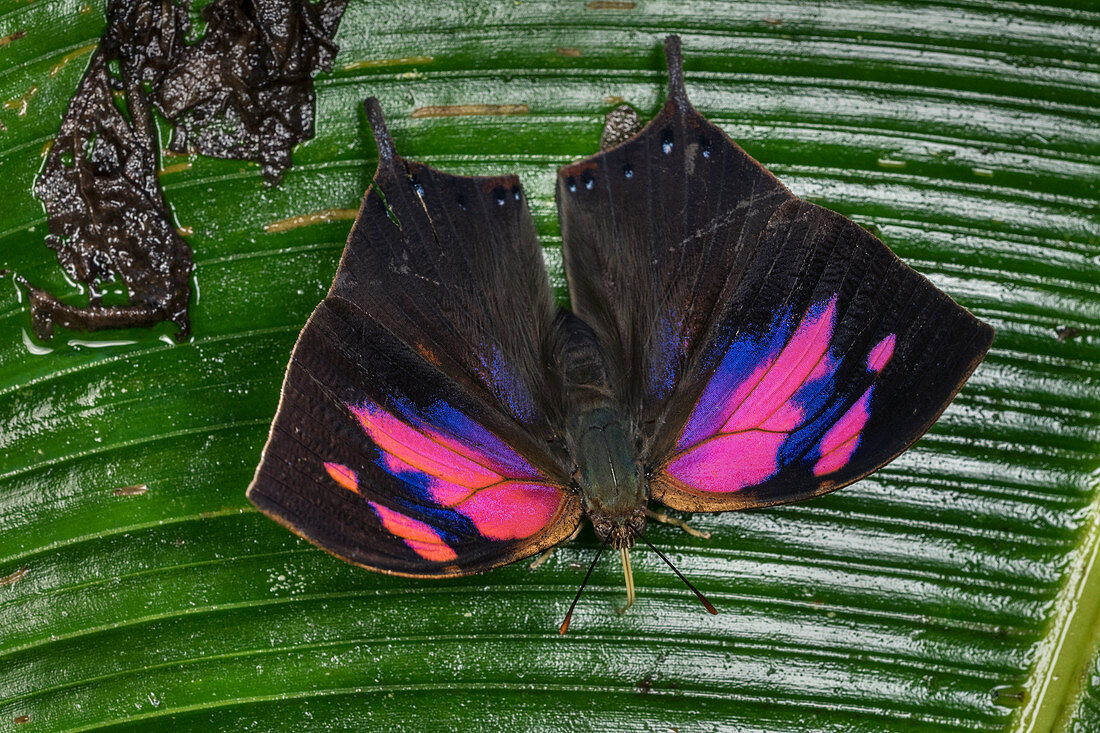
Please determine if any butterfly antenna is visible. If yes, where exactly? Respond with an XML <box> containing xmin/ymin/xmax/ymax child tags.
<box><xmin>559</xmin><ymin>536</ymin><xmax>610</xmax><ymax>635</ymax></box>
<box><xmin>631</xmin><ymin>525</ymin><xmax>717</xmax><ymax>615</ymax></box>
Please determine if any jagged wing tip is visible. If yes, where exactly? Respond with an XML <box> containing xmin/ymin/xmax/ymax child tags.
<box><xmin>363</xmin><ymin>97</ymin><xmax>398</xmax><ymax>165</ymax></box>
<box><xmin>663</xmin><ymin>35</ymin><xmax>688</xmax><ymax>106</ymax></box>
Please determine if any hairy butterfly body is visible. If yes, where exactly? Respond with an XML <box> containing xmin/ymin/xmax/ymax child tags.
<box><xmin>248</xmin><ymin>37</ymin><xmax>993</xmax><ymax>623</ymax></box>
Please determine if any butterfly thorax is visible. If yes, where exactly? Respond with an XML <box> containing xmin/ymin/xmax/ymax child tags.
<box><xmin>569</xmin><ymin>406</ymin><xmax>647</xmax><ymax>549</ymax></box>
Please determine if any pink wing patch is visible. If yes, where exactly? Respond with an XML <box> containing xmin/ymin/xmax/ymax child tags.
<box><xmin>667</xmin><ymin>431</ymin><xmax>787</xmax><ymax>493</ymax></box>
<box><xmin>867</xmin><ymin>334</ymin><xmax>896</xmax><ymax>373</ymax></box>
<box><xmin>324</xmin><ymin>462</ymin><xmax>359</xmax><ymax>493</ymax></box>
<box><xmin>368</xmin><ymin>501</ymin><xmax>459</xmax><ymax>563</ymax></box>
<box><xmin>809</xmin><ymin>332</ymin><xmax>895</xmax><ymax>476</ymax></box>
<box><xmin>665</xmin><ymin>297</ymin><xmax>897</xmax><ymax>492</ymax></box>
<box><xmin>813</xmin><ymin>388</ymin><xmax>871</xmax><ymax>476</ymax></box>
<box><xmin>321</xmin><ymin>399</ymin><xmax>567</xmax><ymax>562</ymax></box>
<box><xmin>718</xmin><ymin>297</ymin><xmax>838</xmax><ymax>437</ymax></box>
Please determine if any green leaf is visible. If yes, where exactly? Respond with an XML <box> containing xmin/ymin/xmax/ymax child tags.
<box><xmin>1</xmin><ymin>1</ymin><xmax>1098</xmax><ymax>731</ymax></box>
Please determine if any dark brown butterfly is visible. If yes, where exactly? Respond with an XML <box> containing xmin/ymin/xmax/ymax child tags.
<box><xmin>247</xmin><ymin>36</ymin><xmax>993</xmax><ymax>630</ymax></box>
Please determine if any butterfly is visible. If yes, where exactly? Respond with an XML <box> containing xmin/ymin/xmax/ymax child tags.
<box><xmin>247</xmin><ymin>36</ymin><xmax>994</xmax><ymax>630</ymax></box>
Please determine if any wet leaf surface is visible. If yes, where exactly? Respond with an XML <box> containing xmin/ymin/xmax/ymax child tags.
<box><xmin>1</xmin><ymin>1</ymin><xmax>1098</xmax><ymax>731</ymax></box>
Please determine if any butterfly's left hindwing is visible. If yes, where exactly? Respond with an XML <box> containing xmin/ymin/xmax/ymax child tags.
<box><xmin>557</xmin><ymin>38</ymin><xmax>993</xmax><ymax>513</ymax></box>
<box><xmin>251</xmin><ymin>298</ymin><xmax>580</xmax><ymax>575</ymax></box>
<box><xmin>247</xmin><ymin>101</ymin><xmax>582</xmax><ymax>577</ymax></box>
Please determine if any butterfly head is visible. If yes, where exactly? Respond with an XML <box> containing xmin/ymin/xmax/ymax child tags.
<box><xmin>590</xmin><ymin>509</ymin><xmax>647</xmax><ymax>550</ymax></box>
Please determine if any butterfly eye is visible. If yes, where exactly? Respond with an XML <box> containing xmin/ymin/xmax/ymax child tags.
<box><xmin>493</xmin><ymin>186</ymin><xmax>507</xmax><ymax>206</ymax></box>
<box><xmin>409</xmin><ymin>176</ymin><xmax>425</xmax><ymax>198</ymax></box>
<box><xmin>594</xmin><ymin>519</ymin><xmax>612</xmax><ymax>538</ymax></box>
<box><xmin>512</xmin><ymin>186</ymin><xmax>521</xmax><ymax>201</ymax></box>
<box><xmin>699</xmin><ymin>137</ymin><xmax>712</xmax><ymax>159</ymax></box>
<box><xmin>622</xmin><ymin>163</ymin><xmax>633</xmax><ymax>179</ymax></box>
<box><xmin>582</xmin><ymin>171</ymin><xmax>595</xmax><ymax>190</ymax></box>
<box><xmin>566</xmin><ymin>176</ymin><xmax>577</xmax><ymax>192</ymax></box>
<box><xmin>661</xmin><ymin>129</ymin><xmax>674</xmax><ymax>154</ymax></box>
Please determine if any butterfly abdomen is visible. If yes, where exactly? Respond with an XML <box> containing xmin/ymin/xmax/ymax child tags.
<box><xmin>551</xmin><ymin>310</ymin><xmax>648</xmax><ymax>548</ymax></box>
<box><xmin>552</xmin><ymin>310</ymin><xmax>612</xmax><ymax>397</ymax></box>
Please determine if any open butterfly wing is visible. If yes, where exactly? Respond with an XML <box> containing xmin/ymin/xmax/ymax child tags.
<box><xmin>557</xmin><ymin>37</ymin><xmax>993</xmax><ymax>512</ymax></box>
<box><xmin>652</xmin><ymin>199</ymin><xmax>992</xmax><ymax>510</ymax></box>
<box><xmin>248</xmin><ymin>101</ymin><xmax>581</xmax><ymax>576</ymax></box>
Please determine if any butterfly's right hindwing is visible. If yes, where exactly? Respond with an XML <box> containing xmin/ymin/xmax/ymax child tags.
<box><xmin>650</xmin><ymin>200</ymin><xmax>993</xmax><ymax>511</ymax></box>
<box><xmin>247</xmin><ymin>101</ymin><xmax>582</xmax><ymax>576</ymax></box>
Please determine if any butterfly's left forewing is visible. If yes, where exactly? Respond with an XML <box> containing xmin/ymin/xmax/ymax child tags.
<box><xmin>651</xmin><ymin>199</ymin><xmax>993</xmax><ymax>510</ymax></box>
<box><xmin>248</xmin><ymin>101</ymin><xmax>581</xmax><ymax>576</ymax></box>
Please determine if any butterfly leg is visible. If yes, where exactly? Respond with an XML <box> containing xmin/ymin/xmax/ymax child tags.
<box><xmin>528</xmin><ymin>525</ymin><xmax>583</xmax><ymax>571</ymax></box>
<box><xmin>645</xmin><ymin>508</ymin><xmax>712</xmax><ymax>539</ymax></box>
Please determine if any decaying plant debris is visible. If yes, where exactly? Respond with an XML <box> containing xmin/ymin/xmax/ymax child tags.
<box><xmin>23</xmin><ymin>0</ymin><xmax>348</xmax><ymax>341</ymax></box>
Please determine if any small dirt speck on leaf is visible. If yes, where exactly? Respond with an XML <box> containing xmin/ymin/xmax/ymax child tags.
<box><xmin>0</xmin><ymin>29</ymin><xmax>27</xmax><ymax>47</ymax></box>
<box><xmin>1</xmin><ymin>567</ymin><xmax>29</xmax><ymax>587</ymax></box>
<box><xmin>411</xmin><ymin>104</ymin><xmax>529</xmax><ymax>118</ymax></box>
